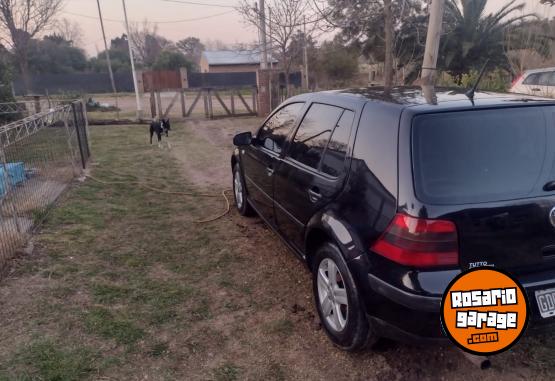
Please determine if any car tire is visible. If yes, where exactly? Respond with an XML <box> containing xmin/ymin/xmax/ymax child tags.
<box><xmin>312</xmin><ymin>242</ymin><xmax>377</xmax><ymax>351</ymax></box>
<box><xmin>233</xmin><ymin>163</ymin><xmax>254</xmax><ymax>217</ymax></box>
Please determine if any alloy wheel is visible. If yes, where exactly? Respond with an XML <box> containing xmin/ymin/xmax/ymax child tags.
<box><xmin>233</xmin><ymin>170</ymin><xmax>244</xmax><ymax>209</ymax></box>
<box><xmin>317</xmin><ymin>258</ymin><xmax>349</xmax><ymax>332</ymax></box>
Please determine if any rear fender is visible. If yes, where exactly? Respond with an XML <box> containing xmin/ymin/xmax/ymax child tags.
<box><xmin>305</xmin><ymin>210</ymin><xmax>375</xmax><ymax>306</ymax></box>
<box><xmin>305</xmin><ymin>210</ymin><xmax>366</xmax><ymax>263</ymax></box>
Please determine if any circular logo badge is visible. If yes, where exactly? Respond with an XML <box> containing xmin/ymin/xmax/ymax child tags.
<box><xmin>440</xmin><ymin>268</ymin><xmax>529</xmax><ymax>355</ymax></box>
<box><xmin>549</xmin><ymin>206</ymin><xmax>555</xmax><ymax>228</ymax></box>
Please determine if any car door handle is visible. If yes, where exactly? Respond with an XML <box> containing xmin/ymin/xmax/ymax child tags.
<box><xmin>308</xmin><ymin>187</ymin><xmax>322</xmax><ymax>203</ymax></box>
<box><xmin>266</xmin><ymin>166</ymin><xmax>274</xmax><ymax>176</ymax></box>
<box><xmin>532</xmin><ymin>88</ymin><xmax>541</xmax><ymax>92</ymax></box>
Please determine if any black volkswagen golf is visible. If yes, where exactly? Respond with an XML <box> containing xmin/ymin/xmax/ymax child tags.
<box><xmin>230</xmin><ymin>87</ymin><xmax>555</xmax><ymax>350</ymax></box>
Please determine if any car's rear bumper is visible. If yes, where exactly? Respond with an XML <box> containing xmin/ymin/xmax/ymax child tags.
<box><xmin>364</xmin><ymin>270</ymin><xmax>555</xmax><ymax>344</ymax></box>
<box><xmin>365</xmin><ymin>273</ymin><xmax>447</xmax><ymax>342</ymax></box>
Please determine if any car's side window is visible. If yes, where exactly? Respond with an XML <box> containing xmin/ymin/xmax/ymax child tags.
<box><xmin>321</xmin><ymin>110</ymin><xmax>355</xmax><ymax>177</ymax></box>
<box><xmin>548</xmin><ymin>72</ymin><xmax>555</xmax><ymax>86</ymax></box>
<box><xmin>538</xmin><ymin>72</ymin><xmax>551</xmax><ymax>86</ymax></box>
<box><xmin>523</xmin><ymin>73</ymin><xmax>540</xmax><ymax>85</ymax></box>
<box><xmin>257</xmin><ymin>102</ymin><xmax>304</xmax><ymax>154</ymax></box>
<box><xmin>287</xmin><ymin>103</ymin><xmax>343</xmax><ymax>170</ymax></box>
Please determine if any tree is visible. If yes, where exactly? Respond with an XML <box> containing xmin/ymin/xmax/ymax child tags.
<box><xmin>505</xmin><ymin>18</ymin><xmax>553</xmax><ymax>75</ymax></box>
<box><xmin>0</xmin><ymin>0</ymin><xmax>64</xmax><ymax>93</ymax></box>
<box><xmin>90</xmin><ymin>35</ymin><xmax>132</xmax><ymax>73</ymax></box>
<box><xmin>176</xmin><ymin>37</ymin><xmax>204</xmax><ymax>70</ymax></box>
<box><xmin>27</xmin><ymin>35</ymin><xmax>87</xmax><ymax>74</ymax></box>
<box><xmin>55</xmin><ymin>18</ymin><xmax>83</xmax><ymax>47</ymax></box>
<box><xmin>152</xmin><ymin>50</ymin><xmax>194</xmax><ymax>71</ymax></box>
<box><xmin>287</xmin><ymin>30</ymin><xmax>317</xmax><ymax>80</ymax></box>
<box><xmin>321</xmin><ymin>0</ymin><xmax>428</xmax><ymax>85</ymax></box>
<box><xmin>440</xmin><ymin>0</ymin><xmax>536</xmax><ymax>83</ymax></box>
<box><xmin>203</xmin><ymin>39</ymin><xmax>229</xmax><ymax>50</ymax></box>
<box><xmin>237</xmin><ymin>0</ymin><xmax>319</xmax><ymax>91</ymax></box>
<box><xmin>129</xmin><ymin>20</ymin><xmax>173</xmax><ymax>67</ymax></box>
<box><xmin>315</xmin><ymin>40</ymin><xmax>359</xmax><ymax>87</ymax></box>
<box><xmin>0</xmin><ymin>44</ymin><xmax>16</xmax><ymax>123</ymax></box>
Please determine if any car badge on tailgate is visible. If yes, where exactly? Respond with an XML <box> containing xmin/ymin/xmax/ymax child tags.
<box><xmin>550</xmin><ymin>207</ymin><xmax>555</xmax><ymax>228</ymax></box>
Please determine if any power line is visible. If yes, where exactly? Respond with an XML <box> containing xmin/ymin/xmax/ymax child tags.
<box><xmin>61</xmin><ymin>10</ymin><xmax>234</xmax><ymax>24</ymax></box>
<box><xmin>161</xmin><ymin>0</ymin><xmax>235</xmax><ymax>8</ymax></box>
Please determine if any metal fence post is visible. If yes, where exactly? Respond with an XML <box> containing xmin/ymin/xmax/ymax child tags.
<box><xmin>63</xmin><ymin>107</ymin><xmax>78</xmax><ymax>174</ymax></box>
<box><xmin>71</xmin><ymin>102</ymin><xmax>87</xmax><ymax>169</ymax></box>
<box><xmin>81</xmin><ymin>98</ymin><xmax>91</xmax><ymax>154</ymax></box>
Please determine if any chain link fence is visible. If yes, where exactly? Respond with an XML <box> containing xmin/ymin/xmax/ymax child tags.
<box><xmin>0</xmin><ymin>100</ymin><xmax>89</xmax><ymax>272</ymax></box>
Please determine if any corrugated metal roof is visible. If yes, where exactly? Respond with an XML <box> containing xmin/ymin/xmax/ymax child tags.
<box><xmin>203</xmin><ymin>50</ymin><xmax>277</xmax><ymax>66</ymax></box>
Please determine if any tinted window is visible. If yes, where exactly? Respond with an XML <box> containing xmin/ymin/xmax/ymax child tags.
<box><xmin>321</xmin><ymin>110</ymin><xmax>355</xmax><ymax>176</ymax></box>
<box><xmin>412</xmin><ymin>108</ymin><xmax>546</xmax><ymax>204</ymax></box>
<box><xmin>548</xmin><ymin>72</ymin><xmax>555</xmax><ymax>86</ymax></box>
<box><xmin>288</xmin><ymin>103</ymin><xmax>343</xmax><ymax>169</ymax></box>
<box><xmin>257</xmin><ymin>102</ymin><xmax>304</xmax><ymax>153</ymax></box>
<box><xmin>538</xmin><ymin>72</ymin><xmax>552</xmax><ymax>86</ymax></box>
<box><xmin>523</xmin><ymin>73</ymin><xmax>540</xmax><ymax>85</ymax></box>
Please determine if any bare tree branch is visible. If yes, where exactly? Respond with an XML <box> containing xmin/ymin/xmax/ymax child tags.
<box><xmin>0</xmin><ymin>0</ymin><xmax>64</xmax><ymax>92</ymax></box>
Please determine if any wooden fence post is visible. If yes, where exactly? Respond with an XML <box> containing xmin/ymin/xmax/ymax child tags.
<box><xmin>156</xmin><ymin>91</ymin><xmax>163</xmax><ymax>118</ymax></box>
<box><xmin>149</xmin><ymin>91</ymin><xmax>156</xmax><ymax>118</ymax></box>
<box><xmin>203</xmin><ymin>90</ymin><xmax>209</xmax><ymax>118</ymax></box>
<box><xmin>180</xmin><ymin>91</ymin><xmax>186</xmax><ymax>117</ymax></box>
<box><xmin>230</xmin><ymin>90</ymin><xmax>235</xmax><ymax>116</ymax></box>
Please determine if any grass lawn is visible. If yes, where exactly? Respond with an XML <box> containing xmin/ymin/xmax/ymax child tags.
<box><xmin>0</xmin><ymin>121</ymin><xmax>554</xmax><ymax>380</ymax></box>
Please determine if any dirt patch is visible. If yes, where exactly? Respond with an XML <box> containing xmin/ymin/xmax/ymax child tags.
<box><xmin>169</xmin><ymin>117</ymin><xmax>262</xmax><ymax>188</ymax></box>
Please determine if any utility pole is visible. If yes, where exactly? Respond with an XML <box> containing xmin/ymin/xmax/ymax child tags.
<box><xmin>122</xmin><ymin>0</ymin><xmax>142</xmax><ymax>120</ymax></box>
<box><xmin>268</xmin><ymin>6</ymin><xmax>273</xmax><ymax>108</ymax></box>
<box><xmin>421</xmin><ymin>0</ymin><xmax>445</xmax><ymax>85</ymax></box>
<box><xmin>303</xmin><ymin>15</ymin><xmax>309</xmax><ymax>90</ymax></box>
<box><xmin>96</xmin><ymin>0</ymin><xmax>119</xmax><ymax>119</ymax></box>
<box><xmin>383</xmin><ymin>0</ymin><xmax>394</xmax><ymax>89</ymax></box>
<box><xmin>268</xmin><ymin>7</ymin><xmax>273</xmax><ymax>70</ymax></box>
<box><xmin>259</xmin><ymin>0</ymin><xmax>268</xmax><ymax>69</ymax></box>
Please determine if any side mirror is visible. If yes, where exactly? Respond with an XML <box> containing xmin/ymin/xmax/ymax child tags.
<box><xmin>233</xmin><ymin>131</ymin><xmax>252</xmax><ymax>146</ymax></box>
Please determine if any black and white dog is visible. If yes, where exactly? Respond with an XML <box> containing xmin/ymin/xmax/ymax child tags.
<box><xmin>149</xmin><ymin>118</ymin><xmax>171</xmax><ymax>145</ymax></box>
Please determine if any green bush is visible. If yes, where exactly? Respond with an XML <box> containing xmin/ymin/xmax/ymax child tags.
<box><xmin>438</xmin><ymin>68</ymin><xmax>510</xmax><ymax>92</ymax></box>
<box><xmin>0</xmin><ymin>57</ymin><xmax>20</xmax><ymax>124</ymax></box>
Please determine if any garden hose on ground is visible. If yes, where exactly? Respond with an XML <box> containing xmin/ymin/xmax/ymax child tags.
<box><xmin>85</xmin><ymin>168</ymin><xmax>231</xmax><ymax>224</ymax></box>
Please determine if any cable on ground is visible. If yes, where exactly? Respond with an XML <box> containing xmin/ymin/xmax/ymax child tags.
<box><xmin>85</xmin><ymin>169</ymin><xmax>231</xmax><ymax>223</ymax></box>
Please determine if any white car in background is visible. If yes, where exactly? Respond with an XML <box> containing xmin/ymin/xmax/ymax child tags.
<box><xmin>510</xmin><ymin>67</ymin><xmax>555</xmax><ymax>97</ymax></box>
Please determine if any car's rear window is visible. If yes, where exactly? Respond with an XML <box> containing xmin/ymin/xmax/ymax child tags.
<box><xmin>412</xmin><ymin>108</ymin><xmax>547</xmax><ymax>204</ymax></box>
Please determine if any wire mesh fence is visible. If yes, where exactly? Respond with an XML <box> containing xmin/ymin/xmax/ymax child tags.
<box><xmin>0</xmin><ymin>100</ymin><xmax>89</xmax><ymax>272</ymax></box>
<box><xmin>0</xmin><ymin>99</ymin><xmax>65</xmax><ymax>123</ymax></box>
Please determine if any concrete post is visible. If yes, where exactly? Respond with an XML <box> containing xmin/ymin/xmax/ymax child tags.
<box><xmin>257</xmin><ymin>69</ymin><xmax>271</xmax><ymax>117</ymax></box>
<box><xmin>421</xmin><ymin>0</ymin><xmax>445</xmax><ymax>85</ymax></box>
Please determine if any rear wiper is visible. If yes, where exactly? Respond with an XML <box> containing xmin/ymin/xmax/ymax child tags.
<box><xmin>543</xmin><ymin>181</ymin><xmax>555</xmax><ymax>192</ymax></box>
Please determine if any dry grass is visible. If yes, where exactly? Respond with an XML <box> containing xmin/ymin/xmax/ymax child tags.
<box><xmin>0</xmin><ymin>121</ymin><xmax>553</xmax><ymax>380</ymax></box>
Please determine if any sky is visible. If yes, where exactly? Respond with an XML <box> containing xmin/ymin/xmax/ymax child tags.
<box><xmin>61</xmin><ymin>0</ymin><xmax>554</xmax><ymax>57</ymax></box>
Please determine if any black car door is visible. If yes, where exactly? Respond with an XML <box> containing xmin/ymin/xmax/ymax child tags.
<box><xmin>274</xmin><ymin>103</ymin><xmax>356</xmax><ymax>251</ymax></box>
<box><xmin>241</xmin><ymin>102</ymin><xmax>305</xmax><ymax>224</ymax></box>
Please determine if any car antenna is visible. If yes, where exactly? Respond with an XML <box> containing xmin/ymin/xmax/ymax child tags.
<box><xmin>465</xmin><ymin>59</ymin><xmax>490</xmax><ymax>102</ymax></box>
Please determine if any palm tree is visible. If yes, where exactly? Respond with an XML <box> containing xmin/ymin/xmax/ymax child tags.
<box><xmin>440</xmin><ymin>0</ymin><xmax>536</xmax><ymax>83</ymax></box>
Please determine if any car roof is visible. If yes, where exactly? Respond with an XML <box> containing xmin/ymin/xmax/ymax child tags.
<box><xmin>287</xmin><ymin>86</ymin><xmax>555</xmax><ymax>112</ymax></box>
<box><xmin>523</xmin><ymin>67</ymin><xmax>555</xmax><ymax>75</ymax></box>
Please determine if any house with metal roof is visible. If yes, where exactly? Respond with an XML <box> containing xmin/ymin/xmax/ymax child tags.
<box><xmin>200</xmin><ymin>50</ymin><xmax>278</xmax><ymax>73</ymax></box>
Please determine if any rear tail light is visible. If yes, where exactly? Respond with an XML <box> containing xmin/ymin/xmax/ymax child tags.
<box><xmin>511</xmin><ymin>73</ymin><xmax>523</xmax><ymax>89</ymax></box>
<box><xmin>370</xmin><ymin>213</ymin><xmax>458</xmax><ymax>268</ymax></box>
